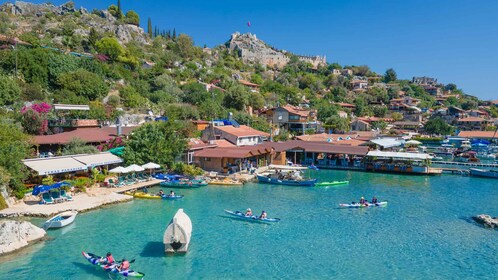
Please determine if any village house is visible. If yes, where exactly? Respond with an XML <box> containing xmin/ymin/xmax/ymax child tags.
<box><xmin>260</xmin><ymin>105</ymin><xmax>318</xmax><ymax>135</ymax></box>
<box><xmin>456</xmin><ymin>117</ymin><xmax>492</xmax><ymax>131</ymax></box>
<box><xmin>338</xmin><ymin>111</ymin><xmax>348</xmax><ymax>118</ymax></box>
<box><xmin>350</xmin><ymin>119</ymin><xmax>371</xmax><ymax>131</ymax></box>
<box><xmin>201</xmin><ymin>124</ymin><xmax>269</xmax><ymax>146</ymax></box>
<box><xmin>351</xmin><ymin>79</ymin><xmax>368</xmax><ymax>91</ymax></box>
<box><xmin>238</xmin><ymin>80</ymin><xmax>260</xmax><ymax>92</ymax></box>
<box><xmin>422</xmin><ymin>85</ymin><xmax>442</xmax><ymax>96</ymax></box>
<box><xmin>466</xmin><ymin>109</ymin><xmax>489</xmax><ymax>118</ymax></box>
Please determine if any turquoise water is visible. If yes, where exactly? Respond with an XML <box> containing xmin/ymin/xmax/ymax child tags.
<box><xmin>1</xmin><ymin>170</ymin><xmax>497</xmax><ymax>279</ymax></box>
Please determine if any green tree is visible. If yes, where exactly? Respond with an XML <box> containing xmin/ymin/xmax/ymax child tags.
<box><xmin>424</xmin><ymin>117</ymin><xmax>453</xmax><ymax>135</ymax></box>
<box><xmin>445</xmin><ymin>83</ymin><xmax>457</xmax><ymax>91</ymax></box>
<box><xmin>56</xmin><ymin>69</ymin><xmax>109</xmax><ymax>101</ymax></box>
<box><xmin>88</xmin><ymin>27</ymin><xmax>100</xmax><ymax>49</ymax></box>
<box><xmin>391</xmin><ymin>112</ymin><xmax>404</xmax><ymax>121</ymax></box>
<box><xmin>62</xmin><ymin>138</ymin><xmax>99</xmax><ymax>155</ymax></box>
<box><xmin>123</xmin><ymin>121</ymin><xmax>188</xmax><ymax>167</ymax></box>
<box><xmin>0</xmin><ymin>122</ymin><xmax>32</xmax><ymax>198</ymax></box>
<box><xmin>224</xmin><ymin>84</ymin><xmax>250</xmax><ymax>110</ymax></box>
<box><xmin>96</xmin><ymin>37</ymin><xmax>125</xmax><ymax>61</ymax></box>
<box><xmin>383</xmin><ymin>68</ymin><xmax>397</xmax><ymax>83</ymax></box>
<box><xmin>125</xmin><ymin>10</ymin><xmax>140</xmax><ymax>26</ymax></box>
<box><xmin>117</xmin><ymin>0</ymin><xmax>123</xmax><ymax>19</ymax></box>
<box><xmin>147</xmin><ymin>18</ymin><xmax>152</xmax><ymax>37</ymax></box>
<box><xmin>0</xmin><ymin>75</ymin><xmax>21</xmax><ymax>106</ymax></box>
<box><xmin>324</xmin><ymin>115</ymin><xmax>350</xmax><ymax>133</ymax></box>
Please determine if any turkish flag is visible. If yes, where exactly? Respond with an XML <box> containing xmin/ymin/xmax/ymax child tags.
<box><xmin>247</xmin><ymin>21</ymin><xmax>251</xmax><ymax>27</ymax></box>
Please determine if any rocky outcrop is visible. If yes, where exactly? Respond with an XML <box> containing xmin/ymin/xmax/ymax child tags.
<box><xmin>0</xmin><ymin>1</ymin><xmax>149</xmax><ymax>46</ymax></box>
<box><xmin>227</xmin><ymin>32</ymin><xmax>326</xmax><ymax>69</ymax></box>
<box><xmin>473</xmin><ymin>214</ymin><xmax>498</xmax><ymax>229</ymax></box>
<box><xmin>0</xmin><ymin>220</ymin><xmax>46</xmax><ymax>255</ymax></box>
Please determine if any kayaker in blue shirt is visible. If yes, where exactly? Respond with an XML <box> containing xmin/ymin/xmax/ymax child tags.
<box><xmin>371</xmin><ymin>197</ymin><xmax>378</xmax><ymax>204</ymax></box>
<box><xmin>245</xmin><ymin>208</ymin><xmax>253</xmax><ymax>216</ymax></box>
<box><xmin>259</xmin><ymin>211</ymin><xmax>267</xmax><ymax>219</ymax></box>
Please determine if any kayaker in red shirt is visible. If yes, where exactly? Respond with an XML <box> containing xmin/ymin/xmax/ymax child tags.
<box><xmin>101</xmin><ymin>252</ymin><xmax>114</xmax><ymax>265</ymax></box>
<box><xmin>118</xmin><ymin>259</ymin><xmax>130</xmax><ymax>271</ymax></box>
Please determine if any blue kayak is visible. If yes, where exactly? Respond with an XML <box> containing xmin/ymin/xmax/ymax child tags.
<box><xmin>161</xmin><ymin>194</ymin><xmax>184</xmax><ymax>200</ymax></box>
<box><xmin>224</xmin><ymin>210</ymin><xmax>280</xmax><ymax>223</ymax></box>
<box><xmin>339</xmin><ymin>201</ymin><xmax>388</xmax><ymax>208</ymax></box>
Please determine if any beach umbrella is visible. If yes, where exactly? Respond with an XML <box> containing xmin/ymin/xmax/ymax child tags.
<box><xmin>126</xmin><ymin>164</ymin><xmax>145</xmax><ymax>172</ymax></box>
<box><xmin>109</xmin><ymin>166</ymin><xmax>128</xmax><ymax>174</ymax></box>
<box><xmin>141</xmin><ymin>162</ymin><xmax>161</xmax><ymax>169</ymax></box>
<box><xmin>32</xmin><ymin>181</ymin><xmax>71</xmax><ymax>195</ymax></box>
<box><xmin>406</xmin><ymin>140</ymin><xmax>422</xmax><ymax>145</ymax></box>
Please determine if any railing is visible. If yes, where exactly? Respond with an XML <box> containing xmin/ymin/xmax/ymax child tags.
<box><xmin>48</xmin><ymin>119</ymin><xmax>100</xmax><ymax>128</ymax></box>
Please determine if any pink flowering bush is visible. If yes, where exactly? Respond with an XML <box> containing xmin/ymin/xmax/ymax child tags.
<box><xmin>97</xmin><ymin>136</ymin><xmax>125</xmax><ymax>151</ymax></box>
<box><xmin>20</xmin><ymin>102</ymin><xmax>52</xmax><ymax>135</ymax></box>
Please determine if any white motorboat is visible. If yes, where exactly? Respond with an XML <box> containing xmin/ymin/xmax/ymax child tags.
<box><xmin>164</xmin><ymin>208</ymin><xmax>192</xmax><ymax>254</ymax></box>
<box><xmin>43</xmin><ymin>210</ymin><xmax>78</xmax><ymax>229</ymax></box>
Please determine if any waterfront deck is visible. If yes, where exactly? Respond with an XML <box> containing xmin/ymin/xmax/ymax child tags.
<box><xmin>432</xmin><ymin>161</ymin><xmax>498</xmax><ymax>168</ymax></box>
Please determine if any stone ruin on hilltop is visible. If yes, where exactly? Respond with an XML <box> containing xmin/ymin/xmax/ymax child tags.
<box><xmin>227</xmin><ymin>32</ymin><xmax>326</xmax><ymax>69</ymax></box>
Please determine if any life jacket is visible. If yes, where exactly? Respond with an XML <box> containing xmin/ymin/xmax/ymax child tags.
<box><xmin>107</xmin><ymin>256</ymin><xmax>115</xmax><ymax>264</ymax></box>
<box><xmin>121</xmin><ymin>260</ymin><xmax>130</xmax><ymax>270</ymax></box>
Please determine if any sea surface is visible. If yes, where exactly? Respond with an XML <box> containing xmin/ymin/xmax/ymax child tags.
<box><xmin>0</xmin><ymin>170</ymin><xmax>497</xmax><ymax>279</ymax></box>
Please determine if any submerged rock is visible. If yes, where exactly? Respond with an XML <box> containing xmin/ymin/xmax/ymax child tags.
<box><xmin>472</xmin><ymin>214</ymin><xmax>498</xmax><ymax>229</ymax></box>
<box><xmin>0</xmin><ymin>220</ymin><xmax>46</xmax><ymax>255</ymax></box>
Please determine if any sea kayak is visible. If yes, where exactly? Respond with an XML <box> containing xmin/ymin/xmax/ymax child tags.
<box><xmin>125</xmin><ymin>191</ymin><xmax>161</xmax><ymax>199</ymax></box>
<box><xmin>81</xmin><ymin>252</ymin><xmax>145</xmax><ymax>278</ymax></box>
<box><xmin>339</xmin><ymin>201</ymin><xmax>388</xmax><ymax>208</ymax></box>
<box><xmin>315</xmin><ymin>181</ymin><xmax>349</xmax><ymax>186</ymax></box>
<box><xmin>161</xmin><ymin>194</ymin><xmax>184</xmax><ymax>200</ymax></box>
<box><xmin>224</xmin><ymin>210</ymin><xmax>280</xmax><ymax>223</ymax></box>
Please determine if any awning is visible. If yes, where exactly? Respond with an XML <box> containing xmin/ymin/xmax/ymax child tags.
<box><xmin>53</xmin><ymin>104</ymin><xmax>90</xmax><ymax>111</ymax></box>
<box><xmin>370</xmin><ymin>138</ymin><xmax>404</xmax><ymax>148</ymax></box>
<box><xmin>23</xmin><ymin>157</ymin><xmax>88</xmax><ymax>176</ymax></box>
<box><xmin>73</xmin><ymin>153</ymin><xmax>123</xmax><ymax>168</ymax></box>
<box><xmin>367</xmin><ymin>150</ymin><xmax>432</xmax><ymax>160</ymax></box>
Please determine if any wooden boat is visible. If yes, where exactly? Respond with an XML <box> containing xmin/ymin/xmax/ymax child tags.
<box><xmin>43</xmin><ymin>210</ymin><xmax>78</xmax><ymax>229</ymax></box>
<box><xmin>124</xmin><ymin>191</ymin><xmax>162</xmax><ymax>199</ymax></box>
<box><xmin>164</xmin><ymin>209</ymin><xmax>192</xmax><ymax>254</ymax></box>
<box><xmin>256</xmin><ymin>164</ymin><xmax>317</xmax><ymax>186</ymax></box>
<box><xmin>208</xmin><ymin>178</ymin><xmax>243</xmax><ymax>186</ymax></box>
<box><xmin>469</xmin><ymin>168</ymin><xmax>498</xmax><ymax>179</ymax></box>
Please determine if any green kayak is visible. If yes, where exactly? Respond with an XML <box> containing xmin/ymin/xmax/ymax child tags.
<box><xmin>315</xmin><ymin>181</ymin><xmax>349</xmax><ymax>186</ymax></box>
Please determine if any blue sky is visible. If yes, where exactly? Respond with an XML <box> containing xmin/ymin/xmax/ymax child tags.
<box><xmin>8</xmin><ymin>0</ymin><xmax>498</xmax><ymax>100</ymax></box>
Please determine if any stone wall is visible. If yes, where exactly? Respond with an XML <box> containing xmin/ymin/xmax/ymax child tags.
<box><xmin>0</xmin><ymin>220</ymin><xmax>46</xmax><ymax>255</ymax></box>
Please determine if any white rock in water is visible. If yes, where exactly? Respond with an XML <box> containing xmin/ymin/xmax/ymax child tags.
<box><xmin>0</xmin><ymin>220</ymin><xmax>46</xmax><ymax>255</ymax></box>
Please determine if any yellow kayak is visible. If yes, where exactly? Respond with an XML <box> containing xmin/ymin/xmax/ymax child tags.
<box><xmin>208</xmin><ymin>179</ymin><xmax>243</xmax><ymax>186</ymax></box>
<box><xmin>124</xmin><ymin>191</ymin><xmax>161</xmax><ymax>199</ymax></box>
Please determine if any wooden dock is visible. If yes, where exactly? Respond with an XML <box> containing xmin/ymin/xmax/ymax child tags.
<box><xmin>113</xmin><ymin>179</ymin><xmax>163</xmax><ymax>193</ymax></box>
<box><xmin>432</xmin><ymin>161</ymin><xmax>498</xmax><ymax>168</ymax></box>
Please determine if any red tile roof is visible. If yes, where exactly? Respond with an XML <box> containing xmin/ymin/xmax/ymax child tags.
<box><xmin>281</xmin><ymin>105</ymin><xmax>311</xmax><ymax>117</ymax></box>
<box><xmin>214</xmin><ymin>125</ymin><xmax>270</xmax><ymax>138</ymax></box>
<box><xmin>33</xmin><ymin>127</ymin><xmax>137</xmax><ymax>145</ymax></box>
<box><xmin>188</xmin><ymin>138</ymin><xmax>217</xmax><ymax>150</ymax></box>
<box><xmin>213</xmin><ymin>139</ymin><xmax>236</xmax><ymax>147</ymax></box>
<box><xmin>457</xmin><ymin>117</ymin><xmax>487</xmax><ymax>122</ymax></box>
<box><xmin>335</xmin><ymin>102</ymin><xmax>356</xmax><ymax>108</ymax></box>
<box><xmin>458</xmin><ymin>131</ymin><xmax>498</xmax><ymax>139</ymax></box>
<box><xmin>239</xmin><ymin>80</ymin><xmax>260</xmax><ymax>87</ymax></box>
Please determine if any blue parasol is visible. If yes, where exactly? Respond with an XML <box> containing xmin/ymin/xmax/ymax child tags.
<box><xmin>32</xmin><ymin>181</ymin><xmax>71</xmax><ymax>196</ymax></box>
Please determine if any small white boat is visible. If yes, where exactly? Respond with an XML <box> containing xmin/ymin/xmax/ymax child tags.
<box><xmin>164</xmin><ymin>208</ymin><xmax>192</xmax><ymax>254</ymax></box>
<box><xmin>43</xmin><ymin>210</ymin><xmax>78</xmax><ymax>229</ymax></box>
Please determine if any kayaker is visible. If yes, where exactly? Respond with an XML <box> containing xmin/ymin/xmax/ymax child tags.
<box><xmin>259</xmin><ymin>211</ymin><xmax>267</xmax><ymax>219</ymax></box>
<box><xmin>169</xmin><ymin>190</ymin><xmax>175</xmax><ymax>197</ymax></box>
<box><xmin>371</xmin><ymin>197</ymin><xmax>378</xmax><ymax>204</ymax></box>
<box><xmin>101</xmin><ymin>252</ymin><xmax>114</xmax><ymax>264</ymax></box>
<box><xmin>158</xmin><ymin>190</ymin><xmax>164</xmax><ymax>196</ymax></box>
<box><xmin>245</xmin><ymin>208</ymin><xmax>253</xmax><ymax>216</ymax></box>
<box><xmin>118</xmin><ymin>259</ymin><xmax>130</xmax><ymax>272</ymax></box>
<box><xmin>359</xmin><ymin>197</ymin><xmax>366</xmax><ymax>204</ymax></box>
<box><xmin>142</xmin><ymin>187</ymin><xmax>148</xmax><ymax>194</ymax></box>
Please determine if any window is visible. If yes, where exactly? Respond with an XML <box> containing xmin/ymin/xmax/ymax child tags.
<box><xmin>289</xmin><ymin>115</ymin><xmax>300</xmax><ymax>121</ymax></box>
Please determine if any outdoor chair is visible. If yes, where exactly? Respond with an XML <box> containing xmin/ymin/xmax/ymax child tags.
<box><xmin>60</xmin><ymin>190</ymin><xmax>73</xmax><ymax>201</ymax></box>
<box><xmin>51</xmin><ymin>191</ymin><xmax>64</xmax><ymax>203</ymax></box>
<box><xmin>40</xmin><ymin>192</ymin><xmax>54</xmax><ymax>204</ymax></box>
<box><xmin>108</xmin><ymin>179</ymin><xmax>117</xmax><ymax>188</ymax></box>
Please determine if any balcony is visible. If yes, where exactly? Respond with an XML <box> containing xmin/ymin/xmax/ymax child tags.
<box><xmin>48</xmin><ymin>119</ymin><xmax>100</xmax><ymax>128</ymax></box>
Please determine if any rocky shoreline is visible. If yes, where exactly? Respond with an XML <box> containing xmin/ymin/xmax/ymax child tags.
<box><xmin>0</xmin><ymin>220</ymin><xmax>46</xmax><ymax>256</ymax></box>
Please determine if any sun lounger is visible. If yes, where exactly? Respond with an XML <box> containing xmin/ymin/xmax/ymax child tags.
<box><xmin>51</xmin><ymin>191</ymin><xmax>64</xmax><ymax>203</ymax></box>
<box><xmin>41</xmin><ymin>192</ymin><xmax>54</xmax><ymax>204</ymax></box>
<box><xmin>60</xmin><ymin>190</ymin><xmax>73</xmax><ymax>201</ymax></box>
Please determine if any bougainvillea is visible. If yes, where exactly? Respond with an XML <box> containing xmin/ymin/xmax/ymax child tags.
<box><xmin>97</xmin><ymin>136</ymin><xmax>125</xmax><ymax>151</ymax></box>
<box><xmin>20</xmin><ymin>102</ymin><xmax>51</xmax><ymax>135</ymax></box>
